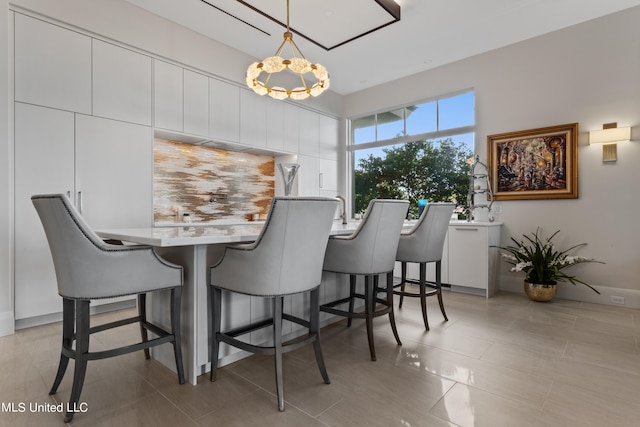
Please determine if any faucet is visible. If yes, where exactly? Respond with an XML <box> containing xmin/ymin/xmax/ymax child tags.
<box><xmin>336</xmin><ymin>195</ymin><xmax>347</xmax><ymax>224</ymax></box>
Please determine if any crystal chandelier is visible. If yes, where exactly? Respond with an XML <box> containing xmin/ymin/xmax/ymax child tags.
<box><xmin>245</xmin><ymin>0</ymin><xmax>330</xmax><ymax>100</ymax></box>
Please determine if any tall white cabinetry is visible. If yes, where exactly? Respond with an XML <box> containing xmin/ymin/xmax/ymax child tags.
<box><xmin>13</xmin><ymin>14</ymin><xmax>154</xmax><ymax>322</ymax></box>
<box><xmin>297</xmin><ymin>113</ymin><xmax>339</xmax><ymax>197</ymax></box>
<box><xmin>14</xmin><ymin>104</ymin><xmax>153</xmax><ymax>320</ymax></box>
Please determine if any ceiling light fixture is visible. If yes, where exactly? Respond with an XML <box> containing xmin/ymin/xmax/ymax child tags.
<box><xmin>245</xmin><ymin>0</ymin><xmax>330</xmax><ymax>100</ymax></box>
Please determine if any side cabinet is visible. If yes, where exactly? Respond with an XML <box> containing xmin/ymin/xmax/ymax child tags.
<box><xmin>14</xmin><ymin>103</ymin><xmax>153</xmax><ymax>320</ymax></box>
<box><xmin>447</xmin><ymin>222</ymin><xmax>501</xmax><ymax>297</ymax></box>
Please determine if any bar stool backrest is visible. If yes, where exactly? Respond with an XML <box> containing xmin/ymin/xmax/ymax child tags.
<box><xmin>324</xmin><ymin>199</ymin><xmax>409</xmax><ymax>275</ymax></box>
<box><xmin>397</xmin><ymin>202</ymin><xmax>455</xmax><ymax>263</ymax></box>
<box><xmin>32</xmin><ymin>193</ymin><xmax>182</xmax><ymax>299</ymax></box>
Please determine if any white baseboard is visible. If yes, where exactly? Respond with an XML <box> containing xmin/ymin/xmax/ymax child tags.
<box><xmin>500</xmin><ymin>280</ymin><xmax>640</xmax><ymax>309</ymax></box>
<box><xmin>0</xmin><ymin>310</ymin><xmax>15</xmax><ymax>337</ymax></box>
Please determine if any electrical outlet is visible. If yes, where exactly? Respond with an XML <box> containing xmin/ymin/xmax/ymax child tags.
<box><xmin>611</xmin><ymin>295</ymin><xmax>625</xmax><ymax>305</ymax></box>
<box><xmin>493</xmin><ymin>204</ymin><xmax>502</xmax><ymax>214</ymax></box>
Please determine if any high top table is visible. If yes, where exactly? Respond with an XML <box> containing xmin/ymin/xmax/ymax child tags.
<box><xmin>97</xmin><ymin>221</ymin><xmax>362</xmax><ymax>385</ymax></box>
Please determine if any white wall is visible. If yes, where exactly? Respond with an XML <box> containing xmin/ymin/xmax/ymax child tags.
<box><xmin>345</xmin><ymin>7</ymin><xmax>640</xmax><ymax>307</ymax></box>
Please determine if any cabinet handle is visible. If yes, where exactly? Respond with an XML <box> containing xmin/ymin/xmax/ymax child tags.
<box><xmin>77</xmin><ymin>191</ymin><xmax>83</xmax><ymax>214</ymax></box>
<box><xmin>455</xmin><ymin>227</ymin><xmax>478</xmax><ymax>231</ymax></box>
<box><xmin>319</xmin><ymin>173</ymin><xmax>324</xmax><ymax>188</ymax></box>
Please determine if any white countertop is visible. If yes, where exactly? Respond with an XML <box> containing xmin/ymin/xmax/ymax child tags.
<box><xmin>96</xmin><ymin>219</ymin><xmax>502</xmax><ymax>247</ymax></box>
<box><xmin>96</xmin><ymin>220</ymin><xmax>363</xmax><ymax>247</ymax></box>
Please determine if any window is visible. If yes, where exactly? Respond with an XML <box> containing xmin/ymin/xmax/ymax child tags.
<box><xmin>349</xmin><ymin>91</ymin><xmax>475</xmax><ymax>218</ymax></box>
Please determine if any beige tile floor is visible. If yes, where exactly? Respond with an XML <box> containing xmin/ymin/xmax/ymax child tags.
<box><xmin>2</xmin><ymin>290</ymin><xmax>640</xmax><ymax>426</ymax></box>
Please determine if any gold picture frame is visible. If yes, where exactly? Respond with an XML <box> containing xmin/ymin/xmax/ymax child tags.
<box><xmin>487</xmin><ymin>123</ymin><xmax>578</xmax><ymax>200</ymax></box>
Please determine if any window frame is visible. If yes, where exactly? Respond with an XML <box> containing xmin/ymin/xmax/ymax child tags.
<box><xmin>346</xmin><ymin>89</ymin><xmax>476</xmax><ymax>216</ymax></box>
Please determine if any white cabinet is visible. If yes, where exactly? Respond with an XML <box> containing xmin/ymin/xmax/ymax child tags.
<box><xmin>319</xmin><ymin>115</ymin><xmax>340</xmax><ymax>161</ymax></box>
<box><xmin>14</xmin><ymin>103</ymin><xmax>153</xmax><ymax>320</ymax></box>
<box><xmin>153</xmin><ymin>60</ymin><xmax>183</xmax><ymax>132</ymax></box>
<box><xmin>14</xmin><ymin>103</ymin><xmax>75</xmax><ymax>320</ymax></box>
<box><xmin>297</xmin><ymin>154</ymin><xmax>320</xmax><ymax>196</ymax></box>
<box><xmin>447</xmin><ymin>222</ymin><xmax>501</xmax><ymax>297</ymax></box>
<box><xmin>266</xmin><ymin>98</ymin><xmax>284</xmax><ymax>151</ymax></box>
<box><xmin>154</xmin><ymin>63</ymin><xmax>209</xmax><ymax>136</ymax></box>
<box><xmin>14</xmin><ymin>13</ymin><xmax>91</xmax><ymax>114</ymax></box>
<box><xmin>93</xmin><ymin>40</ymin><xmax>152</xmax><ymax>125</ymax></box>
<box><xmin>298</xmin><ymin>109</ymin><xmax>320</xmax><ymax>157</ymax></box>
<box><xmin>75</xmin><ymin>115</ymin><xmax>153</xmax><ymax>229</ymax></box>
<box><xmin>210</xmin><ymin>79</ymin><xmax>240</xmax><ymax>142</ymax></box>
<box><xmin>282</xmin><ymin>104</ymin><xmax>299</xmax><ymax>153</ymax></box>
<box><xmin>239</xmin><ymin>89</ymin><xmax>266</xmax><ymax>147</ymax></box>
<box><xmin>319</xmin><ymin>159</ymin><xmax>338</xmax><ymax>193</ymax></box>
<box><xmin>184</xmin><ymin>70</ymin><xmax>209</xmax><ymax>136</ymax></box>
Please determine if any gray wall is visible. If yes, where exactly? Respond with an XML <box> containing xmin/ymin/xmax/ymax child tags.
<box><xmin>345</xmin><ymin>7</ymin><xmax>640</xmax><ymax>306</ymax></box>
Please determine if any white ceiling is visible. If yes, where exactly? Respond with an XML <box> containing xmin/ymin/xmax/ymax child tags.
<box><xmin>125</xmin><ymin>0</ymin><xmax>640</xmax><ymax>95</ymax></box>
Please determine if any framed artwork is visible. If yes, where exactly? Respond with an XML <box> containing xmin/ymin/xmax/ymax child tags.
<box><xmin>487</xmin><ymin>123</ymin><xmax>578</xmax><ymax>200</ymax></box>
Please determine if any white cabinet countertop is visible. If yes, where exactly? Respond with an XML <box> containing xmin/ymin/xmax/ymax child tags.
<box><xmin>97</xmin><ymin>219</ymin><xmax>502</xmax><ymax>247</ymax></box>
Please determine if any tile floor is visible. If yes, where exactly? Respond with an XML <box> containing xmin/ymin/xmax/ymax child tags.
<box><xmin>2</xmin><ymin>290</ymin><xmax>640</xmax><ymax>426</ymax></box>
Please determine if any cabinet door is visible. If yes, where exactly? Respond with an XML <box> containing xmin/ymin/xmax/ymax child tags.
<box><xmin>319</xmin><ymin>115</ymin><xmax>339</xmax><ymax>160</ymax></box>
<box><xmin>448</xmin><ymin>225</ymin><xmax>488</xmax><ymax>289</ymax></box>
<box><xmin>93</xmin><ymin>40</ymin><xmax>152</xmax><ymax>125</ymax></box>
<box><xmin>14</xmin><ymin>13</ymin><xmax>91</xmax><ymax>114</ymax></box>
<box><xmin>75</xmin><ymin>115</ymin><xmax>153</xmax><ymax>229</ymax></box>
<box><xmin>240</xmin><ymin>89</ymin><xmax>266</xmax><ymax>147</ymax></box>
<box><xmin>153</xmin><ymin>60</ymin><xmax>183</xmax><ymax>132</ymax></box>
<box><xmin>14</xmin><ymin>103</ymin><xmax>75</xmax><ymax>319</ymax></box>
<box><xmin>282</xmin><ymin>104</ymin><xmax>299</xmax><ymax>153</ymax></box>
<box><xmin>184</xmin><ymin>70</ymin><xmax>209</xmax><ymax>136</ymax></box>
<box><xmin>298</xmin><ymin>109</ymin><xmax>320</xmax><ymax>157</ymax></box>
<box><xmin>210</xmin><ymin>79</ymin><xmax>240</xmax><ymax>143</ymax></box>
<box><xmin>297</xmin><ymin>155</ymin><xmax>320</xmax><ymax>196</ymax></box>
<box><xmin>266</xmin><ymin>98</ymin><xmax>284</xmax><ymax>151</ymax></box>
<box><xmin>319</xmin><ymin>158</ymin><xmax>337</xmax><ymax>192</ymax></box>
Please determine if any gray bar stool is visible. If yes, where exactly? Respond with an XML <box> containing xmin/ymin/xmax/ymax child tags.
<box><xmin>209</xmin><ymin>197</ymin><xmax>339</xmax><ymax>411</ymax></box>
<box><xmin>32</xmin><ymin>194</ymin><xmax>185</xmax><ymax>423</ymax></box>
<box><xmin>321</xmin><ymin>199</ymin><xmax>409</xmax><ymax>361</ymax></box>
<box><xmin>395</xmin><ymin>202</ymin><xmax>455</xmax><ymax>330</ymax></box>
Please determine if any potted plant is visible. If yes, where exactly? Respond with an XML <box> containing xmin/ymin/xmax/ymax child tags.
<box><xmin>496</xmin><ymin>228</ymin><xmax>603</xmax><ymax>301</ymax></box>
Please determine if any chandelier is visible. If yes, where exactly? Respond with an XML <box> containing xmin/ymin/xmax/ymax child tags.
<box><xmin>245</xmin><ymin>0</ymin><xmax>330</xmax><ymax>100</ymax></box>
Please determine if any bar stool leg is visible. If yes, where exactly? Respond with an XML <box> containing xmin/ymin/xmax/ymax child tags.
<box><xmin>386</xmin><ymin>272</ymin><xmax>402</xmax><ymax>346</ymax></box>
<box><xmin>364</xmin><ymin>275</ymin><xmax>376</xmax><ymax>361</ymax></box>
<box><xmin>138</xmin><ymin>294</ymin><xmax>151</xmax><ymax>360</ymax></box>
<box><xmin>399</xmin><ymin>262</ymin><xmax>407</xmax><ymax>308</ymax></box>
<box><xmin>347</xmin><ymin>274</ymin><xmax>356</xmax><ymax>327</ymax></box>
<box><xmin>50</xmin><ymin>298</ymin><xmax>73</xmax><ymax>395</ymax></box>
<box><xmin>419</xmin><ymin>263</ymin><xmax>430</xmax><ymax>331</ymax></box>
<box><xmin>210</xmin><ymin>287</ymin><xmax>222</xmax><ymax>382</ymax></box>
<box><xmin>310</xmin><ymin>288</ymin><xmax>330</xmax><ymax>384</ymax></box>
<box><xmin>171</xmin><ymin>287</ymin><xmax>185</xmax><ymax>384</ymax></box>
<box><xmin>436</xmin><ymin>261</ymin><xmax>448</xmax><ymax>321</ymax></box>
<box><xmin>273</xmin><ymin>296</ymin><xmax>285</xmax><ymax>411</ymax></box>
<box><xmin>65</xmin><ymin>300</ymin><xmax>90</xmax><ymax>423</ymax></box>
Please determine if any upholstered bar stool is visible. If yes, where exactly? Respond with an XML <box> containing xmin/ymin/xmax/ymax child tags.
<box><xmin>395</xmin><ymin>202</ymin><xmax>455</xmax><ymax>330</ymax></box>
<box><xmin>31</xmin><ymin>194</ymin><xmax>185</xmax><ymax>423</ymax></box>
<box><xmin>209</xmin><ymin>197</ymin><xmax>339</xmax><ymax>411</ymax></box>
<box><xmin>321</xmin><ymin>199</ymin><xmax>409</xmax><ymax>361</ymax></box>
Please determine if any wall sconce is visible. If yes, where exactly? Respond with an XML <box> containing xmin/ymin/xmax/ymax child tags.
<box><xmin>589</xmin><ymin>122</ymin><xmax>631</xmax><ymax>162</ymax></box>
